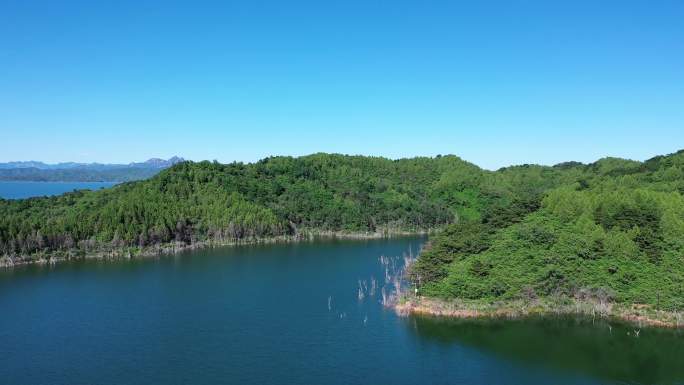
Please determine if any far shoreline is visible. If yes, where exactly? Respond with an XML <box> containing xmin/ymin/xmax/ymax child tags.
<box><xmin>0</xmin><ymin>229</ymin><xmax>430</xmax><ymax>269</ymax></box>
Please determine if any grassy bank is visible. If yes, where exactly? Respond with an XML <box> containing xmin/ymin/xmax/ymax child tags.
<box><xmin>395</xmin><ymin>296</ymin><xmax>684</xmax><ymax>329</ymax></box>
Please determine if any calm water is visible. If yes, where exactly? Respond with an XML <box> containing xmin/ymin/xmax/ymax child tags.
<box><xmin>0</xmin><ymin>238</ymin><xmax>682</xmax><ymax>385</ymax></box>
<box><xmin>0</xmin><ymin>181</ymin><xmax>116</xmax><ymax>199</ymax></box>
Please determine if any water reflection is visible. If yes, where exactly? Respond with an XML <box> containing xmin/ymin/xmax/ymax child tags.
<box><xmin>407</xmin><ymin>315</ymin><xmax>684</xmax><ymax>385</ymax></box>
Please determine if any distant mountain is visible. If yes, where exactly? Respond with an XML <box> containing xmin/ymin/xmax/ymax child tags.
<box><xmin>0</xmin><ymin>157</ymin><xmax>184</xmax><ymax>182</ymax></box>
<box><xmin>0</xmin><ymin>157</ymin><xmax>184</xmax><ymax>171</ymax></box>
<box><xmin>129</xmin><ymin>156</ymin><xmax>185</xmax><ymax>169</ymax></box>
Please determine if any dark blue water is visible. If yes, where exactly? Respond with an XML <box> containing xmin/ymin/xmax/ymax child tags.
<box><xmin>0</xmin><ymin>238</ymin><xmax>682</xmax><ymax>385</ymax></box>
<box><xmin>0</xmin><ymin>181</ymin><xmax>116</xmax><ymax>199</ymax></box>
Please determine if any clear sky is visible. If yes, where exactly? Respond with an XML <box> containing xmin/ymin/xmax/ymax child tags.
<box><xmin>1</xmin><ymin>0</ymin><xmax>683</xmax><ymax>169</ymax></box>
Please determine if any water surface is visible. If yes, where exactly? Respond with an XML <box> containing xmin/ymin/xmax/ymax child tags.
<box><xmin>0</xmin><ymin>238</ymin><xmax>682</xmax><ymax>385</ymax></box>
<box><xmin>0</xmin><ymin>181</ymin><xmax>116</xmax><ymax>199</ymax></box>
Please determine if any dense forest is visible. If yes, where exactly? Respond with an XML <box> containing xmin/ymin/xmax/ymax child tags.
<box><xmin>0</xmin><ymin>154</ymin><xmax>475</xmax><ymax>260</ymax></box>
<box><xmin>1</xmin><ymin>151</ymin><xmax>683</xmax><ymax>313</ymax></box>
<box><xmin>411</xmin><ymin>150</ymin><xmax>684</xmax><ymax>312</ymax></box>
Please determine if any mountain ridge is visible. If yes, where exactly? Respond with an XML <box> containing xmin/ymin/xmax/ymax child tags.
<box><xmin>0</xmin><ymin>156</ymin><xmax>185</xmax><ymax>170</ymax></box>
<box><xmin>0</xmin><ymin>156</ymin><xmax>185</xmax><ymax>182</ymax></box>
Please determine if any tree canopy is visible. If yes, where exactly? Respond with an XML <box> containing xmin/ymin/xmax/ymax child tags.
<box><xmin>0</xmin><ymin>154</ymin><xmax>477</xmax><ymax>258</ymax></box>
<box><xmin>411</xmin><ymin>150</ymin><xmax>684</xmax><ymax>311</ymax></box>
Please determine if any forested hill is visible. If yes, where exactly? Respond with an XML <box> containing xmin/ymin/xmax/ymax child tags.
<box><xmin>2</xmin><ymin>149</ymin><xmax>684</xmax><ymax>292</ymax></box>
<box><xmin>411</xmin><ymin>150</ymin><xmax>684</xmax><ymax>312</ymax></box>
<box><xmin>0</xmin><ymin>154</ymin><xmax>481</xmax><ymax>260</ymax></box>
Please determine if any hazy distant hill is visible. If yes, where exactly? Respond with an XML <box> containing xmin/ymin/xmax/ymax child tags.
<box><xmin>0</xmin><ymin>157</ymin><xmax>184</xmax><ymax>182</ymax></box>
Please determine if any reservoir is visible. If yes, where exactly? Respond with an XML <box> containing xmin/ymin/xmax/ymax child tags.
<box><xmin>0</xmin><ymin>181</ymin><xmax>116</xmax><ymax>200</ymax></box>
<box><xmin>0</xmin><ymin>237</ymin><xmax>682</xmax><ymax>385</ymax></box>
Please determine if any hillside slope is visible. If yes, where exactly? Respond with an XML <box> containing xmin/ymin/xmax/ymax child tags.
<box><xmin>411</xmin><ymin>150</ymin><xmax>684</xmax><ymax>314</ymax></box>
<box><xmin>0</xmin><ymin>154</ymin><xmax>485</xmax><ymax>261</ymax></box>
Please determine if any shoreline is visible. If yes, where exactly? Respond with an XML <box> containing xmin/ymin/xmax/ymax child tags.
<box><xmin>0</xmin><ymin>229</ymin><xmax>429</xmax><ymax>268</ymax></box>
<box><xmin>394</xmin><ymin>296</ymin><xmax>684</xmax><ymax>329</ymax></box>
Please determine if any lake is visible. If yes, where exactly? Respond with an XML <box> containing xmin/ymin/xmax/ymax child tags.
<box><xmin>0</xmin><ymin>238</ymin><xmax>682</xmax><ymax>385</ymax></box>
<box><xmin>0</xmin><ymin>181</ymin><xmax>116</xmax><ymax>199</ymax></box>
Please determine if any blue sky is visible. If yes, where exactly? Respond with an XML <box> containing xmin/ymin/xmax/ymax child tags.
<box><xmin>1</xmin><ymin>0</ymin><xmax>682</xmax><ymax>169</ymax></box>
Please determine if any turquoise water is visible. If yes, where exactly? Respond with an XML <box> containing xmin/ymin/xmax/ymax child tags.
<box><xmin>0</xmin><ymin>181</ymin><xmax>116</xmax><ymax>199</ymax></box>
<box><xmin>0</xmin><ymin>238</ymin><xmax>682</xmax><ymax>385</ymax></box>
